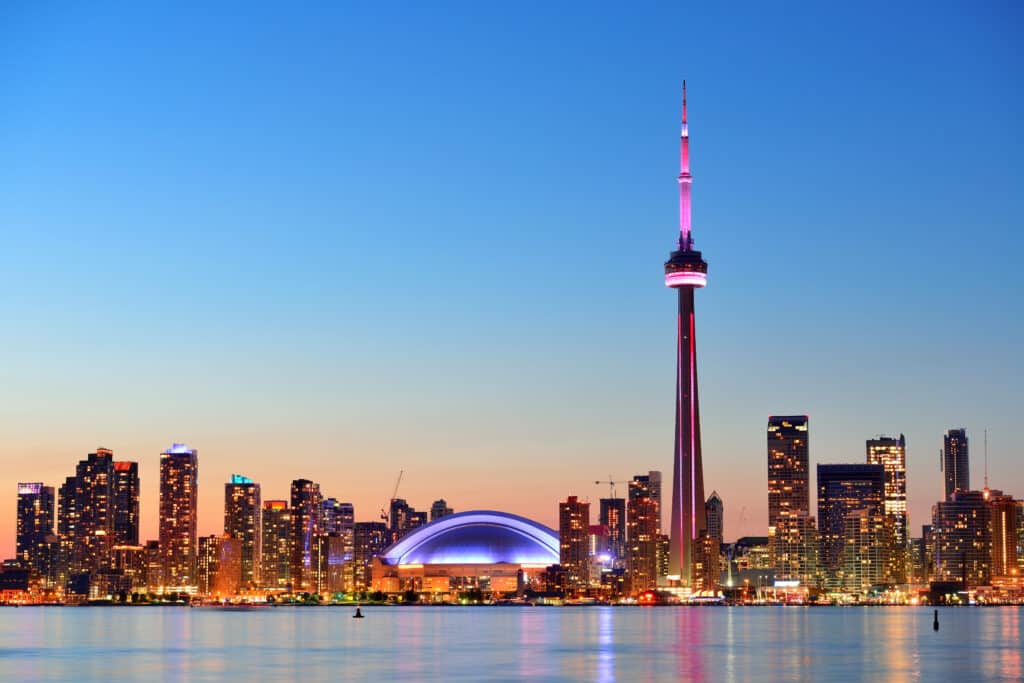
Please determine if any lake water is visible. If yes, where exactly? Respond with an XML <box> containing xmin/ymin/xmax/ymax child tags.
<box><xmin>0</xmin><ymin>606</ymin><xmax>1020</xmax><ymax>681</ymax></box>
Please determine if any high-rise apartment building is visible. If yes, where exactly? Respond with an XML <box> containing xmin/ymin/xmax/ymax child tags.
<box><xmin>290</xmin><ymin>479</ymin><xmax>323</xmax><ymax>592</ymax></box>
<box><xmin>599</xmin><ymin>498</ymin><xmax>626</xmax><ymax>567</ymax></box>
<box><xmin>705</xmin><ymin>491</ymin><xmax>724</xmax><ymax>545</ymax></box>
<box><xmin>430</xmin><ymin>499</ymin><xmax>454</xmax><ymax>521</ymax></box>
<box><xmin>112</xmin><ymin>461</ymin><xmax>140</xmax><ymax>546</ymax></box>
<box><xmin>987</xmin><ymin>491</ymin><xmax>1019</xmax><ymax>579</ymax></box>
<box><xmin>323</xmin><ymin>499</ymin><xmax>355</xmax><ymax>591</ymax></box>
<box><xmin>224</xmin><ymin>474</ymin><xmax>261</xmax><ymax>589</ymax></box>
<box><xmin>388</xmin><ymin>498</ymin><xmax>427</xmax><ymax>543</ymax></box>
<box><xmin>159</xmin><ymin>443</ymin><xmax>199</xmax><ymax>591</ymax></box>
<box><xmin>942</xmin><ymin>428</ymin><xmax>969</xmax><ymax>500</ymax></box>
<box><xmin>816</xmin><ymin>464</ymin><xmax>885</xmax><ymax>585</ymax></box>
<box><xmin>559</xmin><ymin>496</ymin><xmax>590</xmax><ymax>593</ymax></box>
<box><xmin>867</xmin><ymin>435</ymin><xmax>908</xmax><ymax>582</ymax></box>
<box><xmin>16</xmin><ymin>483</ymin><xmax>55</xmax><ymax>579</ymax></box>
<box><xmin>72</xmin><ymin>448</ymin><xmax>116</xmax><ymax>574</ymax></box>
<box><xmin>260</xmin><ymin>500</ymin><xmax>291</xmax><ymax>589</ymax></box>
<box><xmin>353</xmin><ymin>521</ymin><xmax>388</xmax><ymax>592</ymax></box>
<box><xmin>627</xmin><ymin>476</ymin><xmax>659</xmax><ymax>593</ymax></box>
<box><xmin>57</xmin><ymin>476</ymin><xmax>77</xmax><ymax>586</ymax></box>
<box><xmin>931</xmin><ymin>490</ymin><xmax>992</xmax><ymax>586</ymax></box>
<box><xmin>767</xmin><ymin>416</ymin><xmax>815</xmax><ymax>582</ymax></box>
<box><xmin>198</xmin><ymin>535</ymin><xmax>242</xmax><ymax>597</ymax></box>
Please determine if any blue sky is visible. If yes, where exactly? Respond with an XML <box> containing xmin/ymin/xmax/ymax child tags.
<box><xmin>1</xmin><ymin>2</ymin><xmax>1021</xmax><ymax>551</ymax></box>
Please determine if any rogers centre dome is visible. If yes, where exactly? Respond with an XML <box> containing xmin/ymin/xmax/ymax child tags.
<box><xmin>372</xmin><ymin>511</ymin><xmax>560</xmax><ymax>596</ymax></box>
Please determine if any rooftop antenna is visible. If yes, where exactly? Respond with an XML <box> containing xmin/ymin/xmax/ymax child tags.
<box><xmin>984</xmin><ymin>429</ymin><xmax>989</xmax><ymax>490</ymax></box>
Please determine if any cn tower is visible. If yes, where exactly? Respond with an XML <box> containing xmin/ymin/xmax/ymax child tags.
<box><xmin>666</xmin><ymin>81</ymin><xmax>708</xmax><ymax>585</ymax></box>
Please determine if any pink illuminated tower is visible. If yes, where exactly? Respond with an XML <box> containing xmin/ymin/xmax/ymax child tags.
<box><xmin>665</xmin><ymin>82</ymin><xmax>709</xmax><ymax>585</ymax></box>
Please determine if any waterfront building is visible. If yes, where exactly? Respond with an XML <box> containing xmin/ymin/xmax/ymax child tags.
<box><xmin>112</xmin><ymin>461</ymin><xmax>140</xmax><ymax>546</ymax></box>
<box><xmin>767</xmin><ymin>416</ymin><xmax>815</xmax><ymax>583</ymax></box>
<box><xmin>198</xmin><ymin>535</ymin><xmax>241</xmax><ymax>597</ymax></box>
<box><xmin>16</xmin><ymin>483</ymin><xmax>54</xmax><ymax>581</ymax></box>
<box><xmin>559</xmin><ymin>496</ymin><xmax>590</xmax><ymax>592</ymax></box>
<box><xmin>706</xmin><ymin>491</ymin><xmax>724</xmax><ymax>545</ymax></box>
<box><xmin>943</xmin><ymin>428</ymin><xmax>969</xmax><ymax>500</ymax></box>
<box><xmin>142</xmin><ymin>540</ymin><xmax>163</xmax><ymax>592</ymax></box>
<box><xmin>290</xmin><ymin>479</ymin><xmax>322</xmax><ymax>593</ymax></box>
<box><xmin>57</xmin><ymin>476</ymin><xmax>77</xmax><ymax>586</ymax></box>
<box><xmin>353</xmin><ymin>521</ymin><xmax>388</xmax><ymax>592</ymax></box>
<box><xmin>110</xmin><ymin>545</ymin><xmax>146</xmax><ymax>590</ymax></box>
<box><xmin>921</xmin><ymin>524</ymin><xmax>935</xmax><ymax>583</ymax></box>
<box><xmin>599</xmin><ymin>498</ymin><xmax>626</xmax><ymax>567</ymax></box>
<box><xmin>260</xmin><ymin>500</ymin><xmax>291</xmax><ymax>589</ymax></box>
<box><xmin>627</xmin><ymin>476</ymin><xmax>659</xmax><ymax>593</ymax></box>
<box><xmin>71</xmin><ymin>449</ymin><xmax>116</xmax><ymax>575</ymax></box>
<box><xmin>224</xmin><ymin>474</ymin><xmax>261</xmax><ymax>589</ymax></box>
<box><xmin>430</xmin><ymin>499</ymin><xmax>454</xmax><ymax>521</ymax></box>
<box><xmin>371</xmin><ymin>511</ymin><xmax>558</xmax><ymax>597</ymax></box>
<box><xmin>866</xmin><ymin>435</ymin><xmax>908</xmax><ymax>583</ymax></box>
<box><xmin>816</xmin><ymin>464</ymin><xmax>885</xmax><ymax>587</ymax></box>
<box><xmin>322</xmin><ymin>499</ymin><xmax>355</xmax><ymax>591</ymax></box>
<box><xmin>159</xmin><ymin>443</ymin><xmax>199</xmax><ymax>591</ymax></box>
<box><xmin>665</xmin><ymin>83</ymin><xmax>710</xmax><ymax>588</ymax></box>
<box><xmin>931</xmin><ymin>490</ymin><xmax>991</xmax><ymax>586</ymax></box>
<box><xmin>987</xmin><ymin>491</ymin><xmax>1019</xmax><ymax>579</ymax></box>
<box><xmin>840</xmin><ymin>508</ymin><xmax>889</xmax><ymax>591</ymax></box>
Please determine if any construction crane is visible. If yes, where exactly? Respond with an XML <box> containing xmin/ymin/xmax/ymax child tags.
<box><xmin>379</xmin><ymin>469</ymin><xmax>404</xmax><ymax>525</ymax></box>
<box><xmin>594</xmin><ymin>476</ymin><xmax>627</xmax><ymax>500</ymax></box>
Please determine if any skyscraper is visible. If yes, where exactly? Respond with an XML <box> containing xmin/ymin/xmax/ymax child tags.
<box><xmin>260</xmin><ymin>500</ymin><xmax>291</xmax><ymax>589</ymax></box>
<box><xmin>353</xmin><ymin>521</ymin><xmax>388</xmax><ymax>592</ymax></box>
<box><xmin>767</xmin><ymin>416</ymin><xmax>815</xmax><ymax>582</ymax></box>
<box><xmin>159</xmin><ymin>443</ymin><xmax>199</xmax><ymax>591</ymax></box>
<box><xmin>112</xmin><ymin>461</ymin><xmax>140</xmax><ymax>546</ymax></box>
<box><xmin>430</xmin><ymin>499</ymin><xmax>454</xmax><ymax>521</ymax></box>
<box><xmin>867</xmin><ymin>434</ymin><xmax>908</xmax><ymax>582</ymax></box>
<box><xmin>198</xmin><ymin>535</ymin><xmax>242</xmax><ymax>597</ymax></box>
<box><xmin>57</xmin><ymin>476</ymin><xmax>77</xmax><ymax>586</ymax></box>
<box><xmin>224</xmin><ymin>474</ymin><xmax>261</xmax><ymax>589</ymax></box>
<box><xmin>16</xmin><ymin>483</ymin><xmax>54</xmax><ymax>578</ymax></box>
<box><xmin>987</xmin><ymin>491</ymin><xmax>1019</xmax><ymax>579</ymax></box>
<box><xmin>389</xmin><ymin>498</ymin><xmax>427</xmax><ymax>543</ymax></box>
<box><xmin>323</xmin><ymin>498</ymin><xmax>355</xmax><ymax>591</ymax></box>
<box><xmin>599</xmin><ymin>497</ymin><xmax>626</xmax><ymax>567</ymax></box>
<box><xmin>559</xmin><ymin>496</ymin><xmax>590</xmax><ymax>593</ymax></box>
<box><xmin>943</xmin><ymin>429</ymin><xmax>969</xmax><ymax>500</ymax></box>
<box><xmin>932</xmin><ymin>490</ymin><xmax>991</xmax><ymax>586</ymax></box>
<box><xmin>627</xmin><ymin>476</ymin><xmax>659</xmax><ymax>593</ymax></box>
<box><xmin>816</xmin><ymin>464</ymin><xmax>885</xmax><ymax>586</ymax></box>
<box><xmin>665</xmin><ymin>83</ymin><xmax>709</xmax><ymax>586</ymax></box>
<box><xmin>705</xmin><ymin>491</ymin><xmax>724</xmax><ymax>545</ymax></box>
<box><xmin>290</xmin><ymin>479</ymin><xmax>323</xmax><ymax>592</ymax></box>
<box><xmin>72</xmin><ymin>448</ymin><xmax>116</xmax><ymax>574</ymax></box>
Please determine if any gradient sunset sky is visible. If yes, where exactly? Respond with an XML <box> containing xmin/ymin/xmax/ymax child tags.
<box><xmin>1</xmin><ymin>3</ymin><xmax>1022</xmax><ymax>557</ymax></box>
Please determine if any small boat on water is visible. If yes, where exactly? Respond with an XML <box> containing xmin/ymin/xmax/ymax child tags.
<box><xmin>353</xmin><ymin>606</ymin><xmax>365</xmax><ymax>618</ymax></box>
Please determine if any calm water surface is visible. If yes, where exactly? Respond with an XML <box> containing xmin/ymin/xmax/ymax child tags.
<box><xmin>0</xmin><ymin>606</ymin><xmax>1020</xmax><ymax>681</ymax></box>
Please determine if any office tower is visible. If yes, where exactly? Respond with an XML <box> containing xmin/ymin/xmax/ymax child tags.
<box><xmin>599</xmin><ymin>498</ymin><xmax>626</xmax><ymax>567</ymax></box>
<box><xmin>430</xmin><ymin>499</ymin><xmax>454</xmax><ymax>521</ymax></box>
<box><xmin>159</xmin><ymin>443</ymin><xmax>199</xmax><ymax>591</ymax></box>
<box><xmin>198</xmin><ymin>535</ymin><xmax>242</xmax><ymax>597</ymax></box>
<box><xmin>72</xmin><ymin>448</ymin><xmax>116</xmax><ymax>574</ymax></box>
<box><xmin>867</xmin><ymin>434</ymin><xmax>908</xmax><ymax>582</ymax></box>
<box><xmin>559</xmin><ymin>496</ymin><xmax>590</xmax><ymax>593</ymax></box>
<box><xmin>987</xmin><ymin>491</ymin><xmax>1018</xmax><ymax>578</ymax></box>
<box><xmin>627</xmin><ymin>476</ymin><xmax>659</xmax><ymax>593</ymax></box>
<box><xmin>323</xmin><ymin>499</ymin><xmax>355</xmax><ymax>591</ymax></box>
<box><xmin>16</xmin><ymin>483</ymin><xmax>54</xmax><ymax>579</ymax></box>
<box><xmin>816</xmin><ymin>464</ymin><xmax>885</xmax><ymax>585</ymax></box>
<box><xmin>353</xmin><ymin>521</ymin><xmax>388</xmax><ymax>592</ymax></box>
<box><xmin>665</xmin><ymin>83</ymin><xmax>709</xmax><ymax>586</ymax></box>
<box><xmin>705</xmin><ymin>491</ymin><xmax>724</xmax><ymax>545</ymax></box>
<box><xmin>57</xmin><ymin>476</ymin><xmax>77</xmax><ymax>586</ymax></box>
<box><xmin>767</xmin><ymin>416</ymin><xmax>815</xmax><ymax>582</ymax></box>
<box><xmin>290</xmin><ymin>479</ymin><xmax>323</xmax><ymax>592</ymax></box>
<box><xmin>931</xmin><ymin>490</ymin><xmax>992</xmax><ymax>586</ymax></box>
<box><xmin>224</xmin><ymin>474</ymin><xmax>261</xmax><ymax>588</ymax></box>
<box><xmin>260</xmin><ymin>500</ymin><xmax>291</xmax><ymax>589</ymax></box>
<box><xmin>112</xmin><ymin>461</ymin><xmax>140</xmax><ymax>546</ymax></box>
<box><xmin>942</xmin><ymin>428</ymin><xmax>969</xmax><ymax>500</ymax></box>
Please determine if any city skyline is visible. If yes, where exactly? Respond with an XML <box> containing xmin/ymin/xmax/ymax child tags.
<box><xmin>2</xmin><ymin>3</ymin><xmax>1023</xmax><ymax>558</ymax></box>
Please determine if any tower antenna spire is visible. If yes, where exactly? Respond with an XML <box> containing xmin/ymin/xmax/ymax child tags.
<box><xmin>984</xmin><ymin>428</ymin><xmax>989</xmax><ymax>490</ymax></box>
<box><xmin>682</xmin><ymin>80</ymin><xmax>687</xmax><ymax>124</ymax></box>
